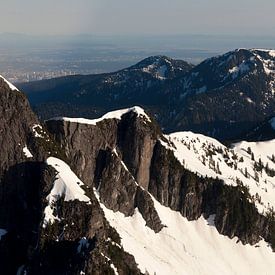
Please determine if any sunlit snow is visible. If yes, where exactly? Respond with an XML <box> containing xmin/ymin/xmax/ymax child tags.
<box><xmin>99</xmin><ymin>194</ymin><xmax>275</xmax><ymax>275</ymax></box>
<box><xmin>162</xmin><ymin>131</ymin><xmax>275</xmax><ymax>213</ymax></box>
<box><xmin>43</xmin><ymin>157</ymin><xmax>91</xmax><ymax>227</ymax></box>
<box><xmin>50</xmin><ymin>106</ymin><xmax>151</xmax><ymax>125</ymax></box>
<box><xmin>23</xmin><ymin>146</ymin><xmax>33</xmax><ymax>158</ymax></box>
<box><xmin>0</xmin><ymin>75</ymin><xmax>19</xmax><ymax>91</ymax></box>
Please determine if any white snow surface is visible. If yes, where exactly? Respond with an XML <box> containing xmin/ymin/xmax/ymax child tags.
<box><xmin>23</xmin><ymin>146</ymin><xmax>33</xmax><ymax>158</ymax></box>
<box><xmin>0</xmin><ymin>229</ymin><xmax>7</xmax><ymax>240</ymax></box>
<box><xmin>32</xmin><ymin>124</ymin><xmax>44</xmax><ymax>138</ymax></box>
<box><xmin>50</xmin><ymin>106</ymin><xmax>151</xmax><ymax>125</ymax></box>
<box><xmin>162</xmin><ymin>131</ymin><xmax>275</xmax><ymax>213</ymax></box>
<box><xmin>229</xmin><ymin>61</ymin><xmax>250</xmax><ymax>79</ymax></box>
<box><xmin>141</xmin><ymin>58</ymin><xmax>169</xmax><ymax>80</ymax></box>
<box><xmin>252</xmin><ymin>49</ymin><xmax>275</xmax><ymax>75</ymax></box>
<box><xmin>43</xmin><ymin>157</ymin><xmax>90</xmax><ymax>226</ymax></box>
<box><xmin>253</xmin><ymin>48</ymin><xmax>275</xmax><ymax>57</ymax></box>
<box><xmin>99</xmin><ymin>194</ymin><xmax>275</xmax><ymax>275</ymax></box>
<box><xmin>0</xmin><ymin>75</ymin><xmax>19</xmax><ymax>91</ymax></box>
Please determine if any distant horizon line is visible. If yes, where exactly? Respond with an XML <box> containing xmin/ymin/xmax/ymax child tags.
<box><xmin>1</xmin><ymin>32</ymin><xmax>275</xmax><ymax>39</ymax></box>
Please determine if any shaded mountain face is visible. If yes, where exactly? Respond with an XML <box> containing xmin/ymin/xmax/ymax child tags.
<box><xmin>18</xmin><ymin>49</ymin><xmax>275</xmax><ymax>140</ymax></box>
<box><xmin>0</xmin><ymin>77</ymin><xmax>142</xmax><ymax>274</ymax></box>
<box><xmin>18</xmin><ymin>56</ymin><xmax>193</xmax><ymax>119</ymax></box>
<box><xmin>241</xmin><ymin>116</ymin><xmax>275</xmax><ymax>141</ymax></box>
<box><xmin>163</xmin><ymin>48</ymin><xmax>275</xmax><ymax>139</ymax></box>
<box><xmin>2</xmin><ymin>75</ymin><xmax>275</xmax><ymax>274</ymax></box>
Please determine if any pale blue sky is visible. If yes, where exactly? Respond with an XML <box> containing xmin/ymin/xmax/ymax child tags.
<box><xmin>1</xmin><ymin>0</ymin><xmax>275</xmax><ymax>36</ymax></box>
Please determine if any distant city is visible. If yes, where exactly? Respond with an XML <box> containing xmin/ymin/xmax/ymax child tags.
<box><xmin>1</xmin><ymin>33</ymin><xmax>275</xmax><ymax>83</ymax></box>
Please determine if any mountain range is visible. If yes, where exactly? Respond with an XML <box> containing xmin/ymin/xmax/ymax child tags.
<box><xmin>18</xmin><ymin>48</ymin><xmax>275</xmax><ymax>140</ymax></box>
<box><xmin>1</xmin><ymin>72</ymin><xmax>275</xmax><ymax>274</ymax></box>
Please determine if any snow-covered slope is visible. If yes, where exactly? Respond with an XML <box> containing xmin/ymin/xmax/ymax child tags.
<box><xmin>161</xmin><ymin>131</ymin><xmax>275</xmax><ymax>214</ymax></box>
<box><xmin>97</xmin><ymin>189</ymin><xmax>275</xmax><ymax>275</ymax></box>
<box><xmin>179</xmin><ymin>48</ymin><xmax>275</xmax><ymax>97</ymax></box>
<box><xmin>44</xmin><ymin>157</ymin><xmax>91</xmax><ymax>226</ymax></box>
<box><xmin>42</xmin><ymin>105</ymin><xmax>275</xmax><ymax>274</ymax></box>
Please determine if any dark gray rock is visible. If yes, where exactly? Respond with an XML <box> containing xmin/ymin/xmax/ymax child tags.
<box><xmin>46</xmin><ymin>111</ymin><xmax>275</xmax><ymax>250</ymax></box>
<box><xmin>0</xmin><ymin>81</ymin><xmax>142</xmax><ymax>274</ymax></box>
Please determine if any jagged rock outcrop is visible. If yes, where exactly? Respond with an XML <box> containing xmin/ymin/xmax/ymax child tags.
<box><xmin>1</xmin><ymin>72</ymin><xmax>275</xmax><ymax>274</ymax></box>
<box><xmin>46</xmin><ymin>110</ymin><xmax>164</xmax><ymax>233</ymax></box>
<box><xmin>45</xmin><ymin>107</ymin><xmax>275</xmax><ymax>250</ymax></box>
<box><xmin>0</xmin><ymin>78</ymin><xmax>142</xmax><ymax>274</ymax></box>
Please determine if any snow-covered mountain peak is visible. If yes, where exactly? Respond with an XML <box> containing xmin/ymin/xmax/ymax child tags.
<box><xmin>129</xmin><ymin>55</ymin><xmax>193</xmax><ymax>80</ymax></box>
<box><xmin>179</xmin><ymin>48</ymin><xmax>275</xmax><ymax>98</ymax></box>
<box><xmin>180</xmin><ymin>48</ymin><xmax>258</xmax><ymax>95</ymax></box>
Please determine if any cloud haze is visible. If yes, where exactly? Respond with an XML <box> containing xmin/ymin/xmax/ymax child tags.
<box><xmin>0</xmin><ymin>0</ymin><xmax>275</xmax><ymax>36</ymax></box>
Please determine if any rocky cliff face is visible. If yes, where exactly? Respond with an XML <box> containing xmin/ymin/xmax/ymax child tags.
<box><xmin>46</xmin><ymin>107</ymin><xmax>275</xmax><ymax>252</ymax></box>
<box><xmin>0</xmin><ymin>78</ymin><xmax>142</xmax><ymax>274</ymax></box>
<box><xmin>46</xmin><ymin>108</ymin><xmax>164</xmax><ymax>233</ymax></box>
<box><xmin>1</xmin><ymin>74</ymin><xmax>275</xmax><ymax>274</ymax></box>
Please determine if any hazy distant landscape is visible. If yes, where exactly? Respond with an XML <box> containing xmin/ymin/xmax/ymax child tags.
<box><xmin>2</xmin><ymin>33</ymin><xmax>275</xmax><ymax>83</ymax></box>
<box><xmin>3</xmin><ymin>0</ymin><xmax>275</xmax><ymax>273</ymax></box>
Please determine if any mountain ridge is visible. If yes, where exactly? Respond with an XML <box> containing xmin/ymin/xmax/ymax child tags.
<box><xmin>2</xmin><ymin>62</ymin><xmax>275</xmax><ymax>274</ymax></box>
<box><xmin>44</xmin><ymin>104</ymin><xmax>275</xmax><ymax>274</ymax></box>
<box><xmin>17</xmin><ymin>48</ymin><xmax>275</xmax><ymax>140</ymax></box>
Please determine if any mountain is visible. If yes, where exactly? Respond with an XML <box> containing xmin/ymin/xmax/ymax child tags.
<box><xmin>18</xmin><ymin>56</ymin><xmax>193</xmax><ymax>120</ymax></box>
<box><xmin>0</xmin><ymin>76</ymin><xmax>142</xmax><ymax>274</ymax></box>
<box><xmin>18</xmin><ymin>48</ymin><xmax>275</xmax><ymax>140</ymax></box>
<box><xmin>45</xmin><ymin>106</ymin><xmax>275</xmax><ymax>274</ymax></box>
<box><xmin>2</xmin><ymin>74</ymin><xmax>275</xmax><ymax>274</ymax></box>
<box><xmin>163</xmin><ymin>48</ymin><xmax>275</xmax><ymax>138</ymax></box>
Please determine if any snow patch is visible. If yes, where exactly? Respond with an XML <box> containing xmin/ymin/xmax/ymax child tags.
<box><xmin>43</xmin><ymin>157</ymin><xmax>91</xmax><ymax>227</ymax></box>
<box><xmin>0</xmin><ymin>75</ymin><xmax>19</xmax><ymax>91</ymax></box>
<box><xmin>50</xmin><ymin>106</ymin><xmax>151</xmax><ymax>125</ymax></box>
<box><xmin>23</xmin><ymin>146</ymin><xmax>33</xmax><ymax>158</ymax></box>
<box><xmin>32</xmin><ymin>124</ymin><xmax>45</xmax><ymax>138</ymax></box>
<box><xmin>101</xmin><ymin>252</ymin><xmax>119</xmax><ymax>275</ymax></box>
<box><xmin>252</xmin><ymin>49</ymin><xmax>275</xmax><ymax>76</ymax></box>
<box><xmin>246</xmin><ymin>97</ymin><xmax>254</xmax><ymax>104</ymax></box>
<box><xmin>229</xmin><ymin>61</ymin><xmax>250</xmax><ymax>79</ymax></box>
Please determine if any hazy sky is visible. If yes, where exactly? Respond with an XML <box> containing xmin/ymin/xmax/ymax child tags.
<box><xmin>1</xmin><ymin>0</ymin><xmax>275</xmax><ymax>36</ymax></box>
